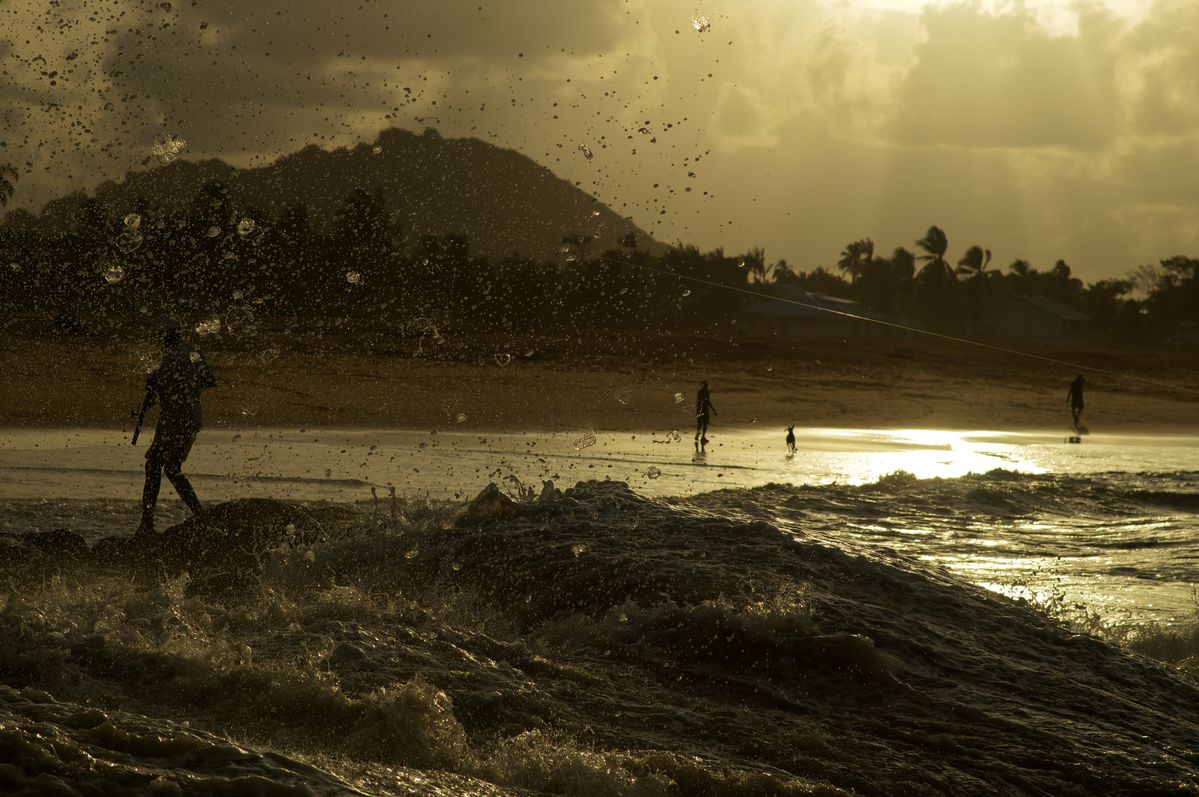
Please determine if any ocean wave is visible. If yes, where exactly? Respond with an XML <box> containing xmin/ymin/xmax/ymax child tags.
<box><xmin>1</xmin><ymin>477</ymin><xmax>1199</xmax><ymax>794</ymax></box>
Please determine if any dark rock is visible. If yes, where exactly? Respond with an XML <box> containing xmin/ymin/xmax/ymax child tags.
<box><xmin>22</xmin><ymin>528</ymin><xmax>88</xmax><ymax>561</ymax></box>
<box><xmin>458</xmin><ymin>483</ymin><xmax>517</xmax><ymax>526</ymax></box>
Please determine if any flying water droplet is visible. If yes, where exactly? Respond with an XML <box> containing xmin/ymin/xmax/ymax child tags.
<box><xmin>345</xmin><ymin>270</ymin><xmax>362</xmax><ymax>284</ymax></box>
<box><xmin>673</xmin><ymin>392</ymin><xmax>684</xmax><ymax>404</ymax></box>
<box><xmin>738</xmin><ymin>260</ymin><xmax>746</xmax><ymax>269</ymax></box>
<box><xmin>194</xmin><ymin>317</ymin><xmax>221</xmax><ymax>336</ymax></box>
<box><xmin>151</xmin><ymin>133</ymin><xmax>187</xmax><ymax>165</ymax></box>
<box><xmin>189</xmin><ymin>351</ymin><xmax>202</xmax><ymax>363</ymax></box>
<box><xmin>456</xmin><ymin>413</ymin><xmax>467</xmax><ymax>423</ymax></box>
<box><xmin>102</xmin><ymin>264</ymin><xmax>125</xmax><ymax>284</ymax></box>
<box><xmin>494</xmin><ymin>353</ymin><xmax>512</xmax><ymax>367</ymax></box>
<box><xmin>571</xmin><ymin>544</ymin><xmax>587</xmax><ymax>557</ymax></box>
<box><xmin>682</xmin><ymin>289</ymin><xmax>691</xmax><ymax>297</ymax></box>
<box><xmin>206</xmin><ymin>226</ymin><xmax>222</xmax><ymax>238</ymax></box>
<box><xmin>646</xmin><ymin>466</ymin><xmax>662</xmax><ymax>479</ymax></box>
<box><xmin>232</xmin><ymin>290</ymin><xmax>243</xmax><ymax>300</ymax></box>
<box><xmin>578</xmin><ymin>144</ymin><xmax>594</xmax><ymax>160</ymax></box>
<box><xmin>116</xmin><ymin>230</ymin><xmax>143</xmax><ymax>254</ymax></box>
<box><xmin>573</xmin><ymin>431</ymin><xmax>597</xmax><ymax>450</ymax></box>
<box><xmin>372</xmin><ymin>145</ymin><xmax>383</xmax><ymax>154</ymax></box>
<box><xmin>236</xmin><ymin>218</ymin><xmax>256</xmax><ymax>236</ymax></box>
<box><xmin>691</xmin><ymin>16</ymin><xmax>711</xmax><ymax>33</ymax></box>
<box><xmin>123</xmin><ymin>213</ymin><xmax>141</xmax><ymax>229</ymax></box>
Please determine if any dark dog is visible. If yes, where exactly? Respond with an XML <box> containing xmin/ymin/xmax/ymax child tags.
<box><xmin>785</xmin><ymin>426</ymin><xmax>796</xmax><ymax>454</ymax></box>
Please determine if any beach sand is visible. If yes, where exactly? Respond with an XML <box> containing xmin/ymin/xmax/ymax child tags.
<box><xmin>3</xmin><ymin>329</ymin><xmax>1195</xmax><ymax>434</ymax></box>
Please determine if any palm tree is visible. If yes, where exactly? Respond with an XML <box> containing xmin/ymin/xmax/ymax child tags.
<box><xmin>771</xmin><ymin>259</ymin><xmax>797</xmax><ymax>284</ymax></box>
<box><xmin>743</xmin><ymin>246</ymin><xmax>767</xmax><ymax>284</ymax></box>
<box><xmin>957</xmin><ymin>245</ymin><xmax>992</xmax><ymax>278</ymax></box>
<box><xmin>890</xmin><ymin>247</ymin><xmax>916</xmax><ymax>282</ymax></box>
<box><xmin>915</xmin><ymin>226</ymin><xmax>952</xmax><ymax>280</ymax></box>
<box><xmin>837</xmin><ymin>237</ymin><xmax>873</xmax><ymax>284</ymax></box>
<box><xmin>0</xmin><ymin>165</ymin><xmax>16</xmax><ymax>207</ymax></box>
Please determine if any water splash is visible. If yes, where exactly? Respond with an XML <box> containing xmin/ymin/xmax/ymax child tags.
<box><xmin>102</xmin><ymin>264</ymin><xmax>125</xmax><ymax>285</ymax></box>
<box><xmin>151</xmin><ymin>133</ymin><xmax>187</xmax><ymax>165</ymax></box>
<box><xmin>116</xmin><ymin>230</ymin><xmax>143</xmax><ymax>254</ymax></box>
<box><xmin>194</xmin><ymin>317</ymin><xmax>222</xmax><ymax>336</ymax></box>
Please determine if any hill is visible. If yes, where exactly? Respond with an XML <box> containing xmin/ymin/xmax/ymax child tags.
<box><xmin>25</xmin><ymin>127</ymin><xmax>665</xmax><ymax>262</ymax></box>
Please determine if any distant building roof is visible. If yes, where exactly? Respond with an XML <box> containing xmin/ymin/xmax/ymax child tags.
<box><xmin>742</xmin><ymin>285</ymin><xmax>895</xmax><ymax>322</ymax></box>
<box><xmin>1003</xmin><ymin>295</ymin><xmax>1092</xmax><ymax>322</ymax></box>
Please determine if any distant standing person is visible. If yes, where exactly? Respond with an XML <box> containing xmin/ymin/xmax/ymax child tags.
<box><xmin>1067</xmin><ymin>374</ymin><xmax>1085</xmax><ymax>429</ymax></box>
<box><xmin>695</xmin><ymin>380</ymin><xmax>716</xmax><ymax>445</ymax></box>
<box><xmin>134</xmin><ymin>316</ymin><xmax>217</xmax><ymax>534</ymax></box>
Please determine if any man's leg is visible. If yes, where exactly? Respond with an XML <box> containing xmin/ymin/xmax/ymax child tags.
<box><xmin>140</xmin><ymin>451</ymin><xmax>164</xmax><ymax>533</ymax></box>
<box><xmin>166</xmin><ymin>466</ymin><xmax>202</xmax><ymax>514</ymax></box>
<box><xmin>164</xmin><ymin>430</ymin><xmax>202</xmax><ymax>515</ymax></box>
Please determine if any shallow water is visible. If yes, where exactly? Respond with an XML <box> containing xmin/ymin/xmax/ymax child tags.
<box><xmin>2</xmin><ymin>425</ymin><xmax>1196</xmax><ymax>500</ymax></box>
<box><xmin>3</xmin><ymin>425</ymin><xmax>1196</xmax><ymax>623</ymax></box>
<box><xmin>2</xmin><ymin>428</ymin><xmax>1198</xmax><ymax>794</ymax></box>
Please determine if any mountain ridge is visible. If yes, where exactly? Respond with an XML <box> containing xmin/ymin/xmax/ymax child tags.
<box><xmin>20</xmin><ymin>127</ymin><xmax>666</xmax><ymax>262</ymax></box>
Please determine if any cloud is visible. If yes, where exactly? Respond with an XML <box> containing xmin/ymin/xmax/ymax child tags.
<box><xmin>1121</xmin><ymin>0</ymin><xmax>1199</xmax><ymax>138</ymax></box>
<box><xmin>888</xmin><ymin>4</ymin><xmax>1125</xmax><ymax>150</ymax></box>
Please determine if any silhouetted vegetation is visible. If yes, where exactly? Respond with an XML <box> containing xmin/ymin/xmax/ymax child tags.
<box><xmin>1</xmin><ymin>160</ymin><xmax>1196</xmax><ymax>347</ymax></box>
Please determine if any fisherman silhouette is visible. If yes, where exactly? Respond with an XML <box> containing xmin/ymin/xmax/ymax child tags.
<box><xmin>134</xmin><ymin>316</ymin><xmax>217</xmax><ymax>535</ymax></box>
<box><xmin>1067</xmin><ymin>374</ymin><xmax>1086</xmax><ymax>431</ymax></box>
<box><xmin>695</xmin><ymin>380</ymin><xmax>716</xmax><ymax>446</ymax></box>
<box><xmin>785</xmin><ymin>425</ymin><xmax>796</xmax><ymax>454</ymax></box>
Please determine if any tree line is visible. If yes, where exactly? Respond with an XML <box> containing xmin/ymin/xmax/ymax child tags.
<box><xmin>0</xmin><ymin>175</ymin><xmax>1195</xmax><ymax>345</ymax></box>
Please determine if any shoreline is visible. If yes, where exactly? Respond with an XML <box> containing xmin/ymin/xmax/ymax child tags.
<box><xmin>3</xmin><ymin>333</ymin><xmax>1196</xmax><ymax>434</ymax></box>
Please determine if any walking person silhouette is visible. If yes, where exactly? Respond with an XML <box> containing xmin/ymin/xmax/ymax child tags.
<box><xmin>1067</xmin><ymin>374</ymin><xmax>1086</xmax><ymax>432</ymax></box>
<box><xmin>695</xmin><ymin>380</ymin><xmax>716</xmax><ymax>447</ymax></box>
<box><xmin>133</xmin><ymin>316</ymin><xmax>217</xmax><ymax>534</ymax></box>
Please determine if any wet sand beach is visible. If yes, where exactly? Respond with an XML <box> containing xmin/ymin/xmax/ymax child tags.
<box><xmin>2</xmin><ymin>330</ymin><xmax>1197</xmax><ymax>434</ymax></box>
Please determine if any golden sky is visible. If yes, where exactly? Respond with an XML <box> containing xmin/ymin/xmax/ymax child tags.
<box><xmin>1</xmin><ymin>0</ymin><xmax>1195</xmax><ymax>280</ymax></box>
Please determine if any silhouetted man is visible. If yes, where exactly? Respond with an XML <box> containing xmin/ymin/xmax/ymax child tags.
<box><xmin>1067</xmin><ymin>374</ymin><xmax>1085</xmax><ymax>429</ymax></box>
<box><xmin>695</xmin><ymin>380</ymin><xmax>716</xmax><ymax>445</ymax></box>
<box><xmin>135</xmin><ymin>316</ymin><xmax>216</xmax><ymax>534</ymax></box>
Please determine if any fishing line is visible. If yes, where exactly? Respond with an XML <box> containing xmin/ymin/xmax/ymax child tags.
<box><xmin>501</xmin><ymin>231</ymin><xmax>1199</xmax><ymax>398</ymax></box>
